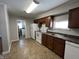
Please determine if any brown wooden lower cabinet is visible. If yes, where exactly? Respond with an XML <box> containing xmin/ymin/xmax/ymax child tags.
<box><xmin>47</xmin><ymin>35</ymin><xmax>54</xmax><ymax>50</ymax></box>
<box><xmin>42</xmin><ymin>34</ymin><xmax>48</xmax><ymax>47</ymax></box>
<box><xmin>53</xmin><ymin>38</ymin><xmax>65</xmax><ymax>59</ymax></box>
<box><xmin>42</xmin><ymin>34</ymin><xmax>54</xmax><ymax>50</ymax></box>
<box><xmin>42</xmin><ymin>33</ymin><xmax>65</xmax><ymax>59</ymax></box>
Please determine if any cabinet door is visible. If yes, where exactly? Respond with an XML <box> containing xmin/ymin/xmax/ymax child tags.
<box><xmin>42</xmin><ymin>34</ymin><xmax>47</xmax><ymax>47</ymax></box>
<box><xmin>47</xmin><ymin>35</ymin><xmax>54</xmax><ymax>50</ymax></box>
<box><xmin>69</xmin><ymin>7</ymin><xmax>79</xmax><ymax>28</ymax></box>
<box><xmin>34</xmin><ymin>19</ymin><xmax>38</xmax><ymax>23</ymax></box>
<box><xmin>54</xmin><ymin>38</ymin><xmax>65</xmax><ymax>58</ymax></box>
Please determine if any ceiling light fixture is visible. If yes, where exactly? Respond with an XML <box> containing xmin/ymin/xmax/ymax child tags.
<box><xmin>25</xmin><ymin>0</ymin><xmax>39</xmax><ymax>13</ymax></box>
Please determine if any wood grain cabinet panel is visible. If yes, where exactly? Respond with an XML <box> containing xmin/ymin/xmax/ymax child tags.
<box><xmin>42</xmin><ymin>34</ymin><xmax>48</xmax><ymax>47</ymax></box>
<box><xmin>34</xmin><ymin>19</ymin><xmax>38</xmax><ymax>23</ymax></box>
<box><xmin>53</xmin><ymin>38</ymin><xmax>65</xmax><ymax>59</ymax></box>
<box><xmin>42</xmin><ymin>33</ymin><xmax>65</xmax><ymax>59</ymax></box>
<box><xmin>69</xmin><ymin>7</ymin><xmax>79</xmax><ymax>28</ymax></box>
<box><xmin>47</xmin><ymin>35</ymin><xmax>54</xmax><ymax>50</ymax></box>
<box><xmin>42</xmin><ymin>34</ymin><xmax>54</xmax><ymax>50</ymax></box>
<box><xmin>33</xmin><ymin>16</ymin><xmax>54</xmax><ymax>27</ymax></box>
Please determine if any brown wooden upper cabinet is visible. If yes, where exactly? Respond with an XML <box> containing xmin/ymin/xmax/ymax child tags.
<box><xmin>34</xmin><ymin>19</ymin><xmax>39</xmax><ymax>23</ymax></box>
<box><xmin>68</xmin><ymin>7</ymin><xmax>79</xmax><ymax>28</ymax></box>
<box><xmin>33</xmin><ymin>16</ymin><xmax>54</xmax><ymax>27</ymax></box>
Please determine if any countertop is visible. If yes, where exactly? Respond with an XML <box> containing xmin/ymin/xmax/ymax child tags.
<box><xmin>42</xmin><ymin>32</ymin><xmax>79</xmax><ymax>44</ymax></box>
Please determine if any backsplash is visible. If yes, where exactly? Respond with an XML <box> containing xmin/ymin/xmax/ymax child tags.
<box><xmin>48</xmin><ymin>29</ymin><xmax>79</xmax><ymax>36</ymax></box>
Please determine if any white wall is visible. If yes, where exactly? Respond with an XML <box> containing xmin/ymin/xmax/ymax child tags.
<box><xmin>25</xmin><ymin>19</ymin><xmax>33</xmax><ymax>39</ymax></box>
<box><xmin>9</xmin><ymin>15</ymin><xmax>33</xmax><ymax>40</ymax></box>
<box><xmin>0</xmin><ymin>4</ymin><xmax>10</xmax><ymax>53</ymax></box>
<box><xmin>36</xmin><ymin>0</ymin><xmax>79</xmax><ymax>36</ymax></box>
<box><xmin>36</xmin><ymin>0</ymin><xmax>79</xmax><ymax>19</ymax></box>
<box><xmin>9</xmin><ymin>16</ymin><xmax>19</xmax><ymax>42</ymax></box>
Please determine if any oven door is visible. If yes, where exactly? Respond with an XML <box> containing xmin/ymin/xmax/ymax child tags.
<box><xmin>36</xmin><ymin>32</ymin><xmax>42</xmax><ymax>44</ymax></box>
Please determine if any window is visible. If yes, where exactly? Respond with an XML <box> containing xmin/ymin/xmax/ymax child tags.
<box><xmin>53</xmin><ymin>14</ymin><xmax>69</xmax><ymax>29</ymax></box>
<box><xmin>54</xmin><ymin>20</ymin><xmax>68</xmax><ymax>29</ymax></box>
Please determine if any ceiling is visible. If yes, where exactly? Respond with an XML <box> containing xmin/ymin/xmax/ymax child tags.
<box><xmin>0</xmin><ymin>0</ymin><xmax>69</xmax><ymax>18</ymax></box>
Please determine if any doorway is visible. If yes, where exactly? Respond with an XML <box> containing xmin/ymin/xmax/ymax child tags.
<box><xmin>17</xmin><ymin>20</ymin><xmax>26</xmax><ymax>40</ymax></box>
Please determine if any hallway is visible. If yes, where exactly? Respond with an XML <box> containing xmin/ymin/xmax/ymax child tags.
<box><xmin>4</xmin><ymin>39</ymin><xmax>62</xmax><ymax>59</ymax></box>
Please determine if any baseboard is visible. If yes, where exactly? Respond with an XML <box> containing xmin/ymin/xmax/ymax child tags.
<box><xmin>2</xmin><ymin>39</ymin><xmax>19</xmax><ymax>55</ymax></box>
<box><xmin>2</xmin><ymin>50</ymin><xmax>10</xmax><ymax>55</ymax></box>
<box><xmin>11</xmin><ymin>39</ymin><xmax>19</xmax><ymax>42</ymax></box>
<box><xmin>25</xmin><ymin>38</ymin><xmax>31</xmax><ymax>40</ymax></box>
<box><xmin>2</xmin><ymin>42</ymin><xmax>12</xmax><ymax>55</ymax></box>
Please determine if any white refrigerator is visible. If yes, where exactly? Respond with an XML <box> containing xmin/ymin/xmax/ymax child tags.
<box><xmin>31</xmin><ymin>23</ymin><xmax>39</xmax><ymax>39</ymax></box>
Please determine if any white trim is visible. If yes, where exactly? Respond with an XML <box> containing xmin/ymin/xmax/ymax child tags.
<box><xmin>2</xmin><ymin>39</ymin><xmax>19</xmax><ymax>55</ymax></box>
<box><xmin>25</xmin><ymin>38</ymin><xmax>31</xmax><ymax>39</ymax></box>
<box><xmin>2</xmin><ymin>42</ymin><xmax>12</xmax><ymax>55</ymax></box>
<box><xmin>11</xmin><ymin>39</ymin><xmax>19</xmax><ymax>42</ymax></box>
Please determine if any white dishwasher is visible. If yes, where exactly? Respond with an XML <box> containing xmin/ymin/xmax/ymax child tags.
<box><xmin>64</xmin><ymin>41</ymin><xmax>79</xmax><ymax>59</ymax></box>
<box><xmin>36</xmin><ymin>31</ymin><xmax>42</xmax><ymax>44</ymax></box>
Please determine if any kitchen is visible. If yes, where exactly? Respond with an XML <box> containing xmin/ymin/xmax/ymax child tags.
<box><xmin>31</xmin><ymin>7</ymin><xmax>79</xmax><ymax>59</ymax></box>
<box><xmin>0</xmin><ymin>0</ymin><xmax>79</xmax><ymax>59</ymax></box>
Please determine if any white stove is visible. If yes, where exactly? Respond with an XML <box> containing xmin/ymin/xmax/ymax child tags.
<box><xmin>36</xmin><ymin>31</ymin><xmax>42</xmax><ymax>44</ymax></box>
